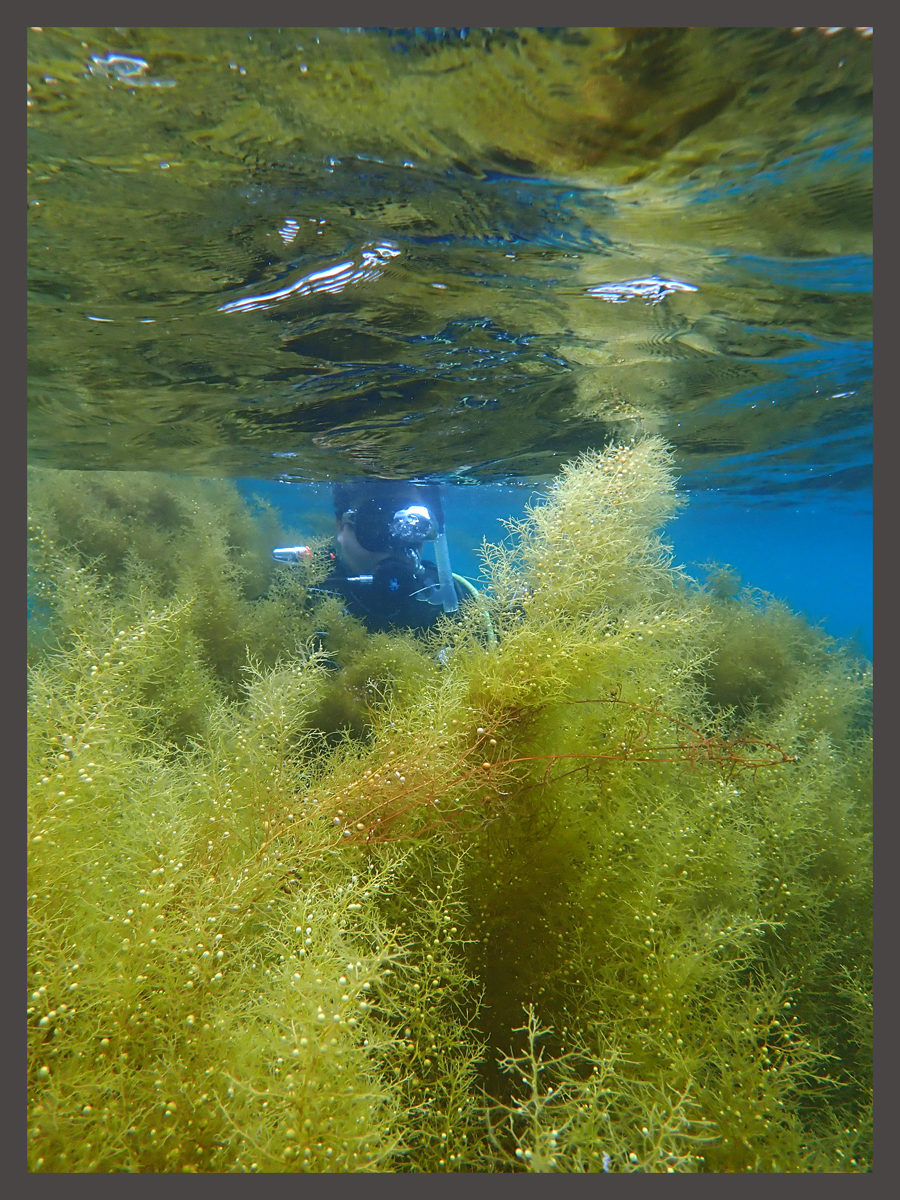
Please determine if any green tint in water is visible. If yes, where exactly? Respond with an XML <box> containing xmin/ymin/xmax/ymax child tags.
<box><xmin>27</xmin><ymin>441</ymin><xmax>872</xmax><ymax>1172</ymax></box>
<box><xmin>27</xmin><ymin>27</ymin><xmax>871</xmax><ymax>481</ymax></box>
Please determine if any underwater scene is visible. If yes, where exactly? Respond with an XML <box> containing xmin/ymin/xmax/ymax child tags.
<box><xmin>27</xmin><ymin>28</ymin><xmax>872</xmax><ymax>1172</ymax></box>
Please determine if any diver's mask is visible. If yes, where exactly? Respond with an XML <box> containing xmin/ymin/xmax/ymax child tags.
<box><xmin>347</xmin><ymin>500</ymin><xmax>437</xmax><ymax>554</ymax></box>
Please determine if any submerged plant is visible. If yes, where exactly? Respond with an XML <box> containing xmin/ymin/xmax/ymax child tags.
<box><xmin>27</xmin><ymin>439</ymin><xmax>872</xmax><ymax>1172</ymax></box>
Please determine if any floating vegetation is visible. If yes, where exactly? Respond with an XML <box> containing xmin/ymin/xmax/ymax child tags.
<box><xmin>27</xmin><ymin>439</ymin><xmax>871</xmax><ymax>1172</ymax></box>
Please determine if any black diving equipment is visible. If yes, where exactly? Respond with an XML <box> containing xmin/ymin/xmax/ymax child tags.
<box><xmin>340</xmin><ymin>499</ymin><xmax>458</xmax><ymax>614</ymax></box>
<box><xmin>272</xmin><ymin>499</ymin><xmax>459</xmax><ymax>614</ymax></box>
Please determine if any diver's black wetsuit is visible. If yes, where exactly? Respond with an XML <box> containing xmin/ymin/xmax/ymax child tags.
<box><xmin>311</xmin><ymin>547</ymin><xmax>470</xmax><ymax>636</ymax></box>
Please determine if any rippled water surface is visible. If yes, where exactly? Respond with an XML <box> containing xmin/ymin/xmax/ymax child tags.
<box><xmin>27</xmin><ymin>26</ymin><xmax>872</xmax><ymax>642</ymax></box>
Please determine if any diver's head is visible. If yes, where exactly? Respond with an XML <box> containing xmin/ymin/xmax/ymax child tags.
<box><xmin>332</xmin><ymin>481</ymin><xmax>443</xmax><ymax>572</ymax></box>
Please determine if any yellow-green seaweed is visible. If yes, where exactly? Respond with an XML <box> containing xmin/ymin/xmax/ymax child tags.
<box><xmin>27</xmin><ymin>439</ymin><xmax>872</xmax><ymax>1172</ymax></box>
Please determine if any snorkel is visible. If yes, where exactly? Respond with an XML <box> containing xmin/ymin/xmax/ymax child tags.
<box><xmin>424</xmin><ymin>522</ymin><xmax>459</xmax><ymax>614</ymax></box>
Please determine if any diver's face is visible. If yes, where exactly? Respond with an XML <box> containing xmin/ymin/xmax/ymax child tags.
<box><xmin>335</xmin><ymin>518</ymin><xmax>392</xmax><ymax>574</ymax></box>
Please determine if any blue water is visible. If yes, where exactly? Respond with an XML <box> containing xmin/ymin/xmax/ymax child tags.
<box><xmin>239</xmin><ymin>477</ymin><xmax>872</xmax><ymax>657</ymax></box>
<box><xmin>668</xmin><ymin>494</ymin><xmax>872</xmax><ymax>654</ymax></box>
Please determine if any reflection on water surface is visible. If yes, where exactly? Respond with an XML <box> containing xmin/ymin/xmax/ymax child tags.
<box><xmin>28</xmin><ymin>26</ymin><xmax>871</xmax><ymax>495</ymax></box>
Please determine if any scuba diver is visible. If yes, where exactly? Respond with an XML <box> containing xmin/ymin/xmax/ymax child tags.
<box><xmin>272</xmin><ymin>479</ymin><xmax>480</xmax><ymax>636</ymax></box>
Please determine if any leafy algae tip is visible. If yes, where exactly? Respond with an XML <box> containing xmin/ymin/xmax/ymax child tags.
<box><xmin>27</xmin><ymin>437</ymin><xmax>872</xmax><ymax>1172</ymax></box>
